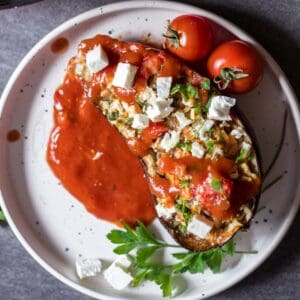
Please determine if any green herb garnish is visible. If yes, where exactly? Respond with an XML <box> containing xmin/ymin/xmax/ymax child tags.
<box><xmin>171</xmin><ymin>83</ymin><xmax>199</xmax><ymax>101</ymax></box>
<box><xmin>211</xmin><ymin>178</ymin><xmax>222</xmax><ymax>192</ymax></box>
<box><xmin>108</xmin><ymin>111</ymin><xmax>119</xmax><ymax>121</ymax></box>
<box><xmin>177</xmin><ymin>142</ymin><xmax>192</xmax><ymax>152</ymax></box>
<box><xmin>107</xmin><ymin>223</ymin><xmax>257</xmax><ymax>297</ymax></box>
<box><xmin>175</xmin><ymin>198</ymin><xmax>192</xmax><ymax>233</ymax></box>
<box><xmin>201</xmin><ymin>78</ymin><xmax>211</xmax><ymax>91</ymax></box>
<box><xmin>202</xmin><ymin>91</ymin><xmax>217</xmax><ymax>113</ymax></box>
<box><xmin>179</xmin><ymin>178</ymin><xmax>191</xmax><ymax>188</ymax></box>
<box><xmin>126</xmin><ymin>117</ymin><xmax>134</xmax><ymax>124</ymax></box>
<box><xmin>206</xmin><ymin>140</ymin><xmax>214</xmax><ymax>154</ymax></box>
<box><xmin>236</xmin><ymin>148</ymin><xmax>250</xmax><ymax>163</ymax></box>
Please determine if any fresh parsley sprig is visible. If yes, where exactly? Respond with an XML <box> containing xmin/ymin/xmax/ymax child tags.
<box><xmin>106</xmin><ymin>222</ymin><xmax>257</xmax><ymax>297</ymax></box>
<box><xmin>107</xmin><ymin>221</ymin><xmax>180</xmax><ymax>255</ymax></box>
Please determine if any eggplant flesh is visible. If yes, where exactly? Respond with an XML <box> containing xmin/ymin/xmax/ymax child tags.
<box><xmin>71</xmin><ymin>35</ymin><xmax>262</xmax><ymax>252</ymax></box>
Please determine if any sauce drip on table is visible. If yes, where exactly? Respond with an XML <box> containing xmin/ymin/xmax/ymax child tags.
<box><xmin>7</xmin><ymin>129</ymin><xmax>21</xmax><ymax>142</ymax></box>
<box><xmin>47</xmin><ymin>75</ymin><xmax>155</xmax><ymax>226</ymax></box>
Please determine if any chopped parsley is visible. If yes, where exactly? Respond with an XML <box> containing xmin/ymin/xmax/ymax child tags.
<box><xmin>171</xmin><ymin>83</ymin><xmax>199</xmax><ymax>101</ymax></box>
<box><xmin>201</xmin><ymin>78</ymin><xmax>211</xmax><ymax>91</ymax></box>
<box><xmin>206</xmin><ymin>140</ymin><xmax>214</xmax><ymax>154</ymax></box>
<box><xmin>236</xmin><ymin>148</ymin><xmax>250</xmax><ymax>163</ymax></box>
<box><xmin>108</xmin><ymin>111</ymin><xmax>119</xmax><ymax>121</ymax></box>
<box><xmin>126</xmin><ymin>117</ymin><xmax>134</xmax><ymax>124</ymax></box>
<box><xmin>177</xmin><ymin>142</ymin><xmax>192</xmax><ymax>152</ymax></box>
<box><xmin>202</xmin><ymin>91</ymin><xmax>217</xmax><ymax>113</ymax></box>
<box><xmin>175</xmin><ymin>198</ymin><xmax>192</xmax><ymax>233</ymax></box>
<box><xmin>211</xmin><ymin>177</ymin><xmax>222</xmax><ymax>192</ymax></box>
<box><xmin>179</xmin><ymin>178</ymin><xmax>191</xmax><ymax>188</ymax></box>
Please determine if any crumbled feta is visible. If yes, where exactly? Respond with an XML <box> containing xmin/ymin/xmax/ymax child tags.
<box><xmin>191</xmin><ymin>142</ymin><xmax>205</xmax><ymax>159</ymax></box>
<box><xmin>231</xmin><ymin>128</ymin><xmax>245</xmax><ymax>139</ymax></box>
<box><xmin>156</xmin><ymin>76</ymin><xmax>172</xmax><ymax>98</ymax></box>
<box><xmin>187</xmin><ymin>216</ymin><xmax>212</xmax><ymax>239</ymax></box>
<box><xmin>242</xmin><ymin>141</ymin><xmax>252</xmax><ymax>151</ymax></box>
<box><xmin>156</xmin><ymin>203</ymin><xmax>176</xmax><ymax>219</ymax></box>
<box><xmin>76</xmin><ymin>258</ymin><xmax>102</xmax><ymax>279</ymax></box>
<box><xmin>112</xmin><ymin>62</ymin><xmax>138</xmax><ymax>89</ymax></box>
<box><xmin>174</xmin><ymin>112</ymin><xmax>192</xmax><ymax>130</ymax></box>
<box><xmin>139</xmin><ymin>87</ymin><xmax>157</xmax><ymax>103</ymax></box>
<box><xmin>197</xmin><ymin>120</ymin><xmax>215</xmax><ymax>141</ymax></box>
<box><xmin>145</xmin><ymin>97</ymin><xmax>174</xmax><ymax>122</ymax></box>
<box><xmin>208</xmin><ymin>95</ymin><xmax>236</xmax><ymax>121</ymax></box>
<box><xmin>132</xmin><ymin>114</ymin><xmax>149</xmax><ymax>129</ymax></box>
<box><xmin>160</xmin><ymin>131</ymin><xmax>180</xmax><ymax>152</ymax></box>
<box><xmin>103</xmin><ymin>255</ymin><xmax>133</xmax><ymax>290</ymax></box>
<box><xmin>121</xmin><ymin>102</ymin><xmax>137</xmax><ymax>118</ymax></box>
<box><xmin>75</xmin><ymin>64</ymin><xmax>85</xmax><ymax>76</ymax></box>
<box><xmin>86</xmin><ymin>45</ymin><xmax>109</xmax><ymax>74</ymax></box>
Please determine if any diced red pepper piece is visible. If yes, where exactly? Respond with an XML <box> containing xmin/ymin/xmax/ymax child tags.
<box><xmin>191</xmin><ymin>170</ymin><xmax>234</xmax><ymax>221</ymax></box>
<box><xmin>141</xmin><ymin>121</ymin><xmax>168</xmax><ymax>145</ymax></box>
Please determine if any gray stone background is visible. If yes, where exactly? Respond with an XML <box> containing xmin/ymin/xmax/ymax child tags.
<box><xmin>0</xmin><ymin>0</ymin><xmax>299</xmax><ymax>299</ymax></box>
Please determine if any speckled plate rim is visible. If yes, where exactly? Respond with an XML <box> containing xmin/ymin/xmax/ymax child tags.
<box><xmin>0</xmin><ymin>1</ymin><xmax>299</xmax><ymax>299</ymax></box>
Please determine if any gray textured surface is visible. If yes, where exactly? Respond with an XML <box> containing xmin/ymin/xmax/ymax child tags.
<box><xmin>0</xmin><ymin>0</ymin><xmax>299</xmax><ymax>299</ymax></box>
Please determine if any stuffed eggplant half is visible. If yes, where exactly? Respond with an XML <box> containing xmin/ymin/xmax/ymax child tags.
<box><xmin>69</xmin><ymin>35</ymin><xmax>261</xmax><ymax>251</ymax></box>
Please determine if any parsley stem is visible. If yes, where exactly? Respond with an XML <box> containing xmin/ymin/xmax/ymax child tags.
<box><xmin>160</xmin><ymin>243</ymin><xmax>182</xmax><ymax>248</ymax></box>
<box><xmin>234</xmin><ymin>250</ymin><xmax>258</xmax><ymax>254</ymax></box>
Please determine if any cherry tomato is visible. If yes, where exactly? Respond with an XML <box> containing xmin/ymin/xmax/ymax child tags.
<box><xmin>207</xmin><ymin>40</ymin><xmax>263</xmax><ymax>94</ymax></box>
<box><xmin>164</xmin><ymin>15</ymin><xmax>213</xmax><ymax>62</ymax></box>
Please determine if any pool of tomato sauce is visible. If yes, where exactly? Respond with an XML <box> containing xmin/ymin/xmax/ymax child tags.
<box><xmin>47</xmin><ymin>35</ymin><xmax>260</xmax><ymax>225</ymax></box>
<box><xmin>46</xmin><ymin>73</ymin><xmax>156</xmax><ymax>226</ymax></box>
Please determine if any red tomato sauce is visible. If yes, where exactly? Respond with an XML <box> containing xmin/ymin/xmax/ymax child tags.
<box><xmin>47</xmin><ymin>75</ymin><xmax>155</xmax><ymax>226</ymax></box>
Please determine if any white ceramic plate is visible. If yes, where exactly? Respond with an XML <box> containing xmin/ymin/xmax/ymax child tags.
<box><xmin>0</xmin><ymin>1</ymin><xmax>299</xmax><ymax>299</ymax></box>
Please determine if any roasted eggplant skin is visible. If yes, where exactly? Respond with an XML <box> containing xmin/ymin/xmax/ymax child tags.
<box><xmin>70</xmin><ymin>34</ymin><xmax>262</xmax><ymax>252</ymax></box>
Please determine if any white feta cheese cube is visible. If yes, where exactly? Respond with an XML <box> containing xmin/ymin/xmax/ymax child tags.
<box><xmin>76</xmin><ymin>258</ymin><xmax>102</xmax><ymax>279</ymax></box>
<box><xmin>160</xmin><ymin>130</ymin><xmax>180</xmax><ymax>152</ymax></box>
<box><xmin>114</xmin><ymin>254</ymin><xmax>132</xmax><ymax>269</ymax></box>
<box><xmin>132</xmin><ymin>114</ymin><xmax>149</xmax><ymax>129</ymax></box>
<box><xmin>156</xmin><ymin>76</ymin><xmax>172</xmax><ymax>98</ymax></box>
<box><xmin>103</xmin><ymin>261</ymin><xmax>133</xmax><ymax>290</ymax></box>
<box><xmin>156</xmin><ymin>203</ymin><xmax>176</xmax><ymax>219</ymax></box>
<box><xmin>86</xmin><ymin>45</ymin><xmax>109</xmax><ymax>74</ymax></box>
<box><xmin>191</xmin><ymin>142</ymin><xmax>205</xmax><ymax>159</ymax></box>
<box><xmin>187</xmin><ymin>216</ymin><xmax>212</xmax><ymax>239</ymax></box>
<box><xmin>208</xmin><ymin>95</ymin><xmax>236</xmax><ymax>121</ymax></box>
<box><xmin>242</xmin><ymin>141</ymin><xmax>251</xmax><ymax>151</ymax></box>
<box><xmin>75</xmin><ymin>64</ymin><xmax>85</xmax><ymax>76</ymax></box>
<box><xmin>112</xmin><ymin>62</ymin><xmax>138</xmax><ymax>89</ymax></box>
<box><xmin>197</xmin><ymin>120</ymin><xmax>215</xmax><ymax>141</ymax></box>
<box><xmin>145</xmin><ymin>97</ymin><xmax>174</xmax><ymax>122</ymax></box>
<box><xmin>230</xmin><ymin>128</ymin><xmax>245</xmax><ymax>139</ymax></box>
<box><xmin>174</xmin><ymin>112</ymin><xmax>192</xmax><ymax>130</ymax></box>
